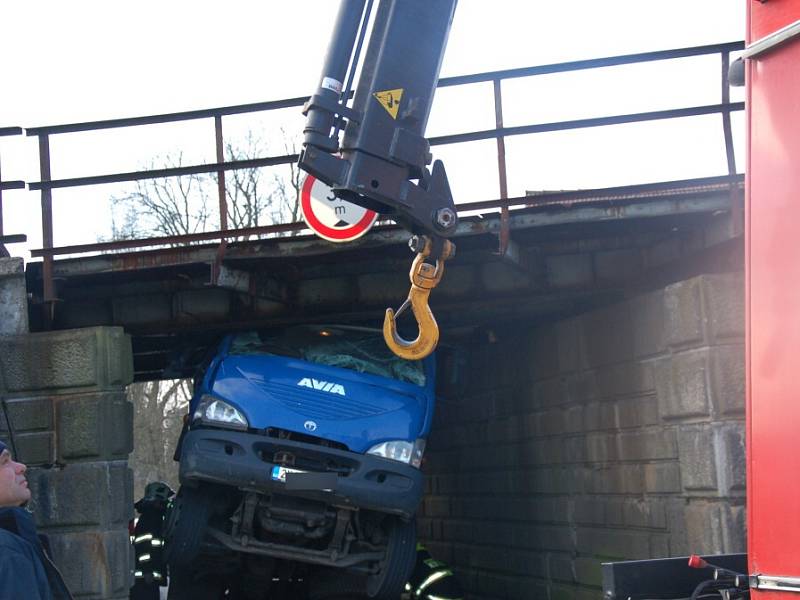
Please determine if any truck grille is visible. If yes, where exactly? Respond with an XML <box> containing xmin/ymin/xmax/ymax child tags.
<box><xmin>256</xmin><ymin>380</ymin><xmax>399</xmax><ymax>420</ymax></box>
<box><xmin>256</xmin><ymin>432</ymin><xmax>356</xmax><ymax>474</ymax></box>
<box><xmin>266</xmin><ymin>427</ymin><xmax>349</xmax><ymax>452</ymax></box>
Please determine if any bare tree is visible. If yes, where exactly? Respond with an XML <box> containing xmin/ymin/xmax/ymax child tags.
<box><xmin>110</xmin><ymin>152</ymin><xmax>213</xmax><ymax>240</ymax></box>
<box><xmin>110</xmin><ymin>129</ymin><xmax>302</xmax><ymax>240</ymax></box>
<box><xmin>273</xmin><ymin>128</ymin><xmax>304</xmax><ymax>226</ymax></box>
<box><xmin>213</xmin><ymin>128</ymin><xmax>303</xmax><ymax>234</ymax></box>
<box><xmin>222</xmin><ymin>131</ymin><xmax>269</xmax><ymax>229</ymax></box>
<box><xmin>129</xmin><ymin>379</ymin><xmax>191</xmax><ymax>500</ymax></box>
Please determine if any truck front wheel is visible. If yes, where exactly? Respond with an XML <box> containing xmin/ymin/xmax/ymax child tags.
<box><xmin>164</xmin><ymin>486</ymin><xmax>214</xmax><ymax>568</ymax></box>
<box><xmin>366</xmin><ymin>517</ymin><xmax>416</xmax><ymax>600</ymax></box>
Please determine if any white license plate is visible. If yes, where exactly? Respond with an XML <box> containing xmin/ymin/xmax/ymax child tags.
<box><xmin>271</xmin><ymin>465</ymin><xmax>306</xmax><ymax>483</ymax></box>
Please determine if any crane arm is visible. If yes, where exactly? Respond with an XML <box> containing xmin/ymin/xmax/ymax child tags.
<box><xmin>300</xmin><ymin>0</ymin><xmax>458</xmax><ymax>238</ymax></box>
<box><xmin>299</xmin><ymin>0</ymin><xmax>459</xmax><ymax>359</ymax></box>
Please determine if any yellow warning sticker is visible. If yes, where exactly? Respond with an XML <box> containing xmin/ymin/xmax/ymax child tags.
<box><xmin>373</xmin><ymin>88</ymin><xmax>403</xmax><ymax>119</ymax></box>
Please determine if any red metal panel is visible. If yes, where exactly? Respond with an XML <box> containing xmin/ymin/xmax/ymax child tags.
<box><xmin>747</xmin><ymin>1</ymin><xmax>800</xmax><ymax>597</ymax></box>
<box><xmin>751</xmin><ymin>0</ymin><xmax>800</xmax><ymax>41</ymax></box>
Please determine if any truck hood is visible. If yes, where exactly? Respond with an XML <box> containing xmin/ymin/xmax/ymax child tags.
<box><xmin>210</xmin><ymin>355</ymin><xmax>428</xmax><ymax>453</ymax></box>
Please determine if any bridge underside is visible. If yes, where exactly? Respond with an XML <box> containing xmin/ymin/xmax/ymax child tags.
<box><xmin>25</xmin><ymin>178</ymin><xmax>743</xmax><ymax>381</ymax></box>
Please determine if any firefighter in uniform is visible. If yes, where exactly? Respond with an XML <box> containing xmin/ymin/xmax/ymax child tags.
<box><xmin>129</xmin><ymin>482</ymin><xmax>173</xmax><ymax>600</ymax></box>
<box><xmin>403</xmin><ymin>544</ymin><xmax>463</xmax><ymax>600</ymax></box>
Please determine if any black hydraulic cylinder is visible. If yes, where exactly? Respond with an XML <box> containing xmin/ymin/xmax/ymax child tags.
<box><xmin>303</xmin><ymin>0</ymin><xmax>367</xmax><ymax>153</ymax></box>
<box><xmin>341</xmin><ymin>0</ymin><xmax>454</xmax><ymax>169</ymax></box>
<box><xmin>299</xmin><ymin>0</ymin><xmax>459</xmax><ymax>238</ymax></box>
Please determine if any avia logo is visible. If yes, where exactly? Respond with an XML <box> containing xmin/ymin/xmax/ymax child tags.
<box><xmin>297</xmin><ymin>378</ymin><xmax>346</xmax><ymax>396</ymax></box>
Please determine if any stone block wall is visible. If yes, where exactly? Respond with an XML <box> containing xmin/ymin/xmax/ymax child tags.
<box><xmin>0</xmin><ymin>257</ymin><xmax>27</xmax><ymax>335</ymax></box>
<box><xmin>421</xmin><ymin>272</ymin><xmax>746</xmax><ymax>599</ymax></box>
<box><xmin>0</xmin><ymin>327</ymin><xmax>134</xmax><ymax>600</ymax></box>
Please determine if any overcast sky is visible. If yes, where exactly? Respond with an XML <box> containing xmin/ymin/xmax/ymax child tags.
<box><xmin>0</xmin><ymin>1</ymin><xmax>745</xmax><ymax>257</ymax></box>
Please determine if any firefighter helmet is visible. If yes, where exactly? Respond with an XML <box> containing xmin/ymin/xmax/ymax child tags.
<box><xmin>143</xmin><ymin>482</ymin><xmax>174</xmax><ymax>502</ymax></box>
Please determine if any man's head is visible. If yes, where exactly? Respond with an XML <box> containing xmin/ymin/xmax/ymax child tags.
<box><xmin>0</xmin><ymin>441</ymin><xmax>30</xmax><ymax>507</ymax></box>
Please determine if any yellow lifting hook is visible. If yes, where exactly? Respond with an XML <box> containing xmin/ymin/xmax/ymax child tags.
<box><xmin>383</xmin><ymin>236</ymin><xmax>455</xmax><ymax>360</ymax></box>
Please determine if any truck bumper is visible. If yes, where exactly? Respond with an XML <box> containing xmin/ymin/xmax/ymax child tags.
<box><xmin>178</xmin><ymin>428</ymin><xmax>424</xmax><ymax>519</ymax></box>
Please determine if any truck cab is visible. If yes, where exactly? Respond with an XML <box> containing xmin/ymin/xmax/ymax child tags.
<box><xmin>166</xmin><ymin>324</ymin><xmax>436</xmax><ymax>599</ymax></box>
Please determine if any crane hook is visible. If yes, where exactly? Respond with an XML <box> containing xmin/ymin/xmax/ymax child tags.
<box><xmin>383</xmin><ymin>236</ymin><xmax>455</xmax><ymax>360</ymax></box>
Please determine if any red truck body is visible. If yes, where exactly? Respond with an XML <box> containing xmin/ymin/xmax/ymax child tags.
<box><xmin>747</xmin><ymin>1</ymin><xmax>800</xmax><ymax>596</ymax></box>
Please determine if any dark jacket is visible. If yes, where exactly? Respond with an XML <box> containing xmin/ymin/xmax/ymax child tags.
<box><xmin>130</xmin><ymin>498</ymin><xmax>168</xmax><ymax>599</ymax></box>
<box><xmin>0</xmin><ymin>507</ymin><xmax>73</xmax><ymax>600</ymax></box>
<box><xmin>407</xmin><ymin>545</ymin><xmax>463</xmax><ymax>600</ymax></box>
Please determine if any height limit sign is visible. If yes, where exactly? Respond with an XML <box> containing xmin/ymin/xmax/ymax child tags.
<box><xmin>301</xmin><ymin>174</ymin><xmax>378</xmax><ymax>242</ymax></box>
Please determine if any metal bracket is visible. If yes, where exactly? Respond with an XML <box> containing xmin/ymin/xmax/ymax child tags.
<box><xmin>302</xmin><ymin>93</ymin><xmax>362</xmax><ymax>124</ymax></box>
<box><xmin>751</xmin><ymin>575</ymin><xmax>800</xmax><ymax>593</ymax></box>
<box><xmin>209</xmin><ymin>239</ymin><xmax>228</xmax><ymax>286</ymax></box>
<box><xmin>330</xmin><ymin>508</ymin><xmax>351</xmax><ymax>554</ymax></box>
<box><xmin>496</xmin><ymin>237</ymin><xmax>527</xmax><ymax>272</ymax></box>
<box><xmin>240</xmin><ymin>492</ymin><xmax>258</xmax><ymax>540</ymax></box>
<box><xmin>742</xmin><ymin>19</ymin><xmax>800</xmax><ymax>60</ymax></box>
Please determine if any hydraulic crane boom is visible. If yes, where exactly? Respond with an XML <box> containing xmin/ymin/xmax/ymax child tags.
<box><xmin>299</xmin><ymin>0</ymin><xmax>459</xmax><ymax>359</ymax></box>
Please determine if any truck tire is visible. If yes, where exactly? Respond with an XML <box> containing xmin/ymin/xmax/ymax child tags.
<box><xmin>164</xmin><ymin>486</ymin><xmax>213</xmax><ymax>568</ymax></box>
<box><xmin>167</xmin><ymin>566</ymin><xmax>224</xmax><ymax>600</ymax></box>
<box><xmin>365</xmin><ymin>517</ymin><xmax>416</xmax><ymax>600</ymax></box>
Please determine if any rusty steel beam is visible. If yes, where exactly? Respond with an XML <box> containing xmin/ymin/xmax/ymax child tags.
<box><xmin>35</xmin><ymin>187</ymin><xmax>736</xmax><ymax>280</ymax></box>
<box><xmin>30</xmin><ymin>175</ymin><xmax>742</xmax><ymax>260</ymax></box>
<box><xmin>106</xmin><ymin>288</ymin><xmax>625</xmax><ymax>341</ymax></box>
<box><xmin>29</xmin><ymin>221</ymin><xmax>306</xmax><ymax>257</ymax></box>
<box><xmin>459</xmin><ymin>175</ymin><xmax>744</xmax><ymax>212</ymax></box>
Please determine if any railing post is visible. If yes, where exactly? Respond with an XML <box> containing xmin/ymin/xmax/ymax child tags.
<box><xmin>38</xmin><ymin>134</ymin><xmax>55</xmax><ymax>327</ymax></box>
<box><xmin>720</xmin><ymin>50</ymin><xmax>743</xmax><ymax>237</ymax></box>
<box><xmin>493</xmin><ymin>79</ymin><xmax>510</xmax><ymax>255</ymax></box>
<box><xmin>215</xmin><ymin>115</ymin><xmax>228</xmax><ymax>231</ymax></box>
<box><xmin>212</xmin><ymin>115</ymin><xmax>229</xmax><ymax>285</ymax></box>
<box><xmin>721</xmin><ymin>51</ymin><xmax>736</xmax><ymax>176</ymax></box>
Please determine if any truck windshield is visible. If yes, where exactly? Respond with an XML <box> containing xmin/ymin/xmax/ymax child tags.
<box><xmin>228</xmin><ymin>326</ymin><xmax>426</xmax><ymax>387</ymax></box>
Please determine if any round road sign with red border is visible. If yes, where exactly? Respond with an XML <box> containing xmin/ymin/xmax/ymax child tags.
<box><xmin>301</xmin><ymin>174</ymin><xmax>378</xmax><ymax>242</ymax></box>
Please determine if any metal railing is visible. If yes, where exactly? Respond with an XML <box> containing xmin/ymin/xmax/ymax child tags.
<box><xmin>1</xmin><ymin>40</ymin><xmax>744</xmax><ymax>316</ymax></box>
<box><xmin>0</xmin><ymin>127</ymin><xmax>27</xmax><ymax>247</ymax></box>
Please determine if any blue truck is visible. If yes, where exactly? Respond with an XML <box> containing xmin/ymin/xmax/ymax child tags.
<box><xmin>165</xmin><ymin>324</ymin><xmax>436</xmax><ymax>599</ymax></box>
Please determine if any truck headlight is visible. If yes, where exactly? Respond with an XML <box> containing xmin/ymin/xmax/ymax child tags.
<box><xmin>193</xmin><ymin>394</ymin><xmax>248</xmax><ymax>430</ymax></box>
<box><xmin>366</xmin><ymin>439</ymin><xmax>425</xmax><ymax>468</ymax></box>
